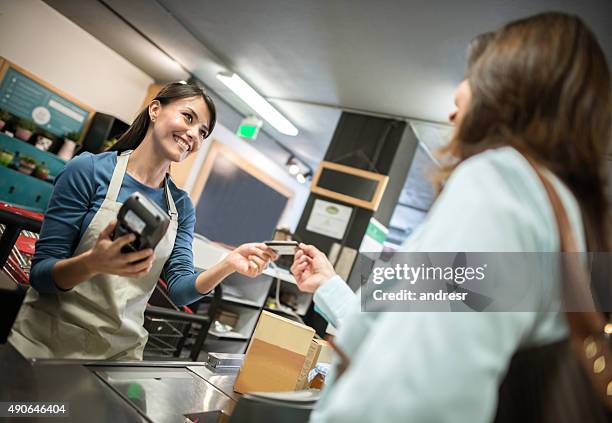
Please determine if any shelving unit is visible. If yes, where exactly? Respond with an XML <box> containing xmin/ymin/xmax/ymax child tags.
<box><xmin>268</xmin><ymin>279</ymin><xmax>313</xmax><ymax>316</ymax></box>
<box><xmin>207</xmin><ymin>303</ymin><xmax>261</xmax><ymax>340</ymax></box>
<box><xmin>193</xmin><ymin>236</ymin><xmax>313</xmax><ymax>354</ymax></box>
<box><xmin>0</xmin><ymin>133</ymin><xmax>66</xmax><ymax>212</ymax></box>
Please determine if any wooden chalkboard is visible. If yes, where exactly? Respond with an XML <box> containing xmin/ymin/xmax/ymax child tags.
<box><xmin>0</xmin><ymin>58</ymin><xmax>94</xmax><ymax>138</ymax></box>
<box><xmin>310</xmin><ymin>161</ymin><xmax>388</xmax><ymax>210</ymax></box>
<box><xmin>193</xmin><ymin>141</ymin><xmax>293</xmax><ymax>247</ymax></box>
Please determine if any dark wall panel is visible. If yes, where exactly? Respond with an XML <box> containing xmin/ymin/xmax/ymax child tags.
<box><xmin>194</xmin><ymin>153</ymin><xmax>288</xmax><ymax>246</ymax></box>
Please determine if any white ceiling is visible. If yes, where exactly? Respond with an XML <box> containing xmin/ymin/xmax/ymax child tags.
<box><xmin>46</xmin><ymin>0</ymin><xmax>612</xmax><ymax>169</ymax></box>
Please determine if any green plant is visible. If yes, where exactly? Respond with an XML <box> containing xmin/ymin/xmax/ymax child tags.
<box><xmin>0</xmin><ymin>149</ymin><xmax>14</xmax><ymax>166</ymax></box>
<box><xmin>34</xmin><ymin>161</ymin><xmax>49</xmax><ymax>178</ymax></box>
<box><xmin>21</xmin><ymin>155</ymin><xmax>37</xmax><ymax>165</ymax></box>
<box><xmin>64</xmin><ymin>131</ymin><xmax>81</xmax><ymax>142</ymax></box>
<box><xmin>17</xmin><ymin>118</ymin><xmax>37</xmax><ymax>131</ymax></box>
<box><xmin>0</xmin><ymin>109</ymin><xmax>11</xmax><ymax>122</ymax></box>
<box><xmin>35</xmin><ymin>161</ymin><xmax>48</xmax><ymax>171</ymax></box>
<box><xmin>102</xmin><ymin>138</ymin><xmax>118</xmax><ymax>150</ymax></box>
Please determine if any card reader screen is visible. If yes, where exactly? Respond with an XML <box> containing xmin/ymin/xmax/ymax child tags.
<box><xmin>125</xmin><ymin>210</ymin><xmax>146</xmax><ymax>234</ymax></box>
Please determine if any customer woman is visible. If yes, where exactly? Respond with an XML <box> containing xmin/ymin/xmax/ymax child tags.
<box><xmin>10</xmin><ymin>82</ymin><xmax>277</xmax><ymax>360</ymax></box>
<box><xmin>293</xmin><ymin>31</ymin><xmax>495</xmax><ymax>329</ymax></box>
<box><xmin>293</xmin><ymin>13</ymin><xmax>610</xmax><ymax>422</ymax></box>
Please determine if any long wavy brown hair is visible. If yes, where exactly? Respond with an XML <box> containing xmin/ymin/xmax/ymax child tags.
<box><xmin>438</xmin><ymin>12</ymin><xmax>611</xmax><ymax>251</ymax></box>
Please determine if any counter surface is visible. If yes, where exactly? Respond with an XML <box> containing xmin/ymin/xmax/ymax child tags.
<box><xmin>0</xmin><ymin>343</ymin><xmax>239</xmax><ymax>422</ymax></box>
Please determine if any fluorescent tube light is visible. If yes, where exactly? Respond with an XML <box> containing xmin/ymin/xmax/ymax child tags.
<box><xmin>217</xmin><ymin>72</ymin><xmax>299</xmax><ymax>136</ymax></box>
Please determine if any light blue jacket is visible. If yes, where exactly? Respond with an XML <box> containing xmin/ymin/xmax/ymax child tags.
<box><xmin>310</xmin><ymin>147</ymin><xmax>585</xmax><ymax>423</ymax></box>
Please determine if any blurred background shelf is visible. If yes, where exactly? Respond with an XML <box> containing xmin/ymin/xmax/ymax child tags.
<box><xmin>192</xmin><ymin>236</ymin><xmax>313</xmax><ymax>355</ymax></box>
<box><xmin>208</xmin><ymin>330</ymin><xmax>249</xmax><ymax>341</ymax></box>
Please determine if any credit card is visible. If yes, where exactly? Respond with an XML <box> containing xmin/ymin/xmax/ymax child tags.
<box><xmin>264</xmin><ymin>241</ymin><xmax>298</xmax><ymax>255</ymax></box>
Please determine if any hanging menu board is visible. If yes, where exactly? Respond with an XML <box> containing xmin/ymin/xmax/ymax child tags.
<box><xmin>0</xmin><ymin>58</ymin><xmax>94</xmax><ymax>137</ymax></box>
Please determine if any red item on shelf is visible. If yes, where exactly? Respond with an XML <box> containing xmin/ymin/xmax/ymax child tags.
<box><xmin>15</xmin><ymin>235</ymin><xmax>36</xmax><ymax>256</ymax></box>
<box><xmin>0</xmin><ymin>201</ymin><xmax>44</xmax><ymax>222</ymax></box>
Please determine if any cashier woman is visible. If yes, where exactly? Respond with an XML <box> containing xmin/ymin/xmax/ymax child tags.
<box><xmin>9</xmin><ymin>82</ymin><xmax>277</xmax><ymax>360</ymax></box>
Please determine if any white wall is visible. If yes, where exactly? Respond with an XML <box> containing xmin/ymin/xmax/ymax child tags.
<box><xmin>0</xmin><ymin>0</ymin><xmax>310</xmax><ymax>229</ymax></box>
<box><xmin>0</xmin><ymin>0</ymin><xmax>153</xmax><ymax>123</ymax></box>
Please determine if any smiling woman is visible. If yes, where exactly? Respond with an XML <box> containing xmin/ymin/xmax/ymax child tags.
<box><xmin>111</xmin><ymin>82</ymin><xmax>216</xmax><ymax>159</ymax></box>
<box><xmin>8</xmin><ymin>82</ymin><xmax>279</xmax><ymax>361</ymax></box>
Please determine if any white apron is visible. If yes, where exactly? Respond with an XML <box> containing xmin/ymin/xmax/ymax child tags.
<box><xmin>9</xmin><ymin>151</ymin><xmax>178</xmax><ymax>360</ymax></box>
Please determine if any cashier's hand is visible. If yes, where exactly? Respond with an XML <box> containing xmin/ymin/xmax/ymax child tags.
<box><xmin>224</xmin><ymin>243</ymin><xmax>278</xmax><ymax>277</ymax></box>
<box><xmin>84</xmin><ymin>219</ymin><xmax>155</xmax><ymax>278</ymax></box>
<box><xmin>291</xmin><ymin>243</ymin><xmax>337</xmax><ymax>293</ymax></box>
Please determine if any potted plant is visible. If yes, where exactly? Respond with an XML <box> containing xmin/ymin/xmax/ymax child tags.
<box><xmin>33</xmin><ymin>161</ymin><xmax>50</xmax><ymax>180</ymax></box>
<box><xmin>35</xmin><ymin>129</ymin><xmax>55</xmax><ymax>151</ymax></box>
<box><xmin>0</xmin><ymin>110</ymin><xmax>11</xmax><ymax>132</ymax></box>
<box><xmin>0</xmin><ymin>148</ymin><xmax>14</xmax><ymax>166</ymax></box>
<box><xmin>15</xmin><ymin>118</ymin><xmax>37</xmax><ymax>141</ymax></box>
<box><xmin>58</xmin><ymin>131</ymin><xmax>81</xmax><ymax>160</ymax></box>
<box><xmin>18</xmin><ymin>155</ymin><xmax>37</xmax><ymax>175</ymax></box>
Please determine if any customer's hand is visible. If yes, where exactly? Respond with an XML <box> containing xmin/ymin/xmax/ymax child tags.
<box><xmin>84</xmin><ymin>219</ymin><xmax>155</xmax><ymax>278</ymax></box>
<box><xmin>291</xmin><ymin>243</ymin><xmax>337</xmax><ymax>293</ymax></box>
<box><xmin>224</xmin><ymin>243</ymin><xmax>278</xmax><ymax>277</ymax></box>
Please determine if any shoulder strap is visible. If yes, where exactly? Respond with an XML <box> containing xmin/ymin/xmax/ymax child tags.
<box><xmin>164</xmin><ymin>174</ymin><xmax>178</xmax><ymax>219</ymax></box>
<box><xmin>106</xmin><ymin>151</ymin><xmax>131</xmax><ymax>201</ymax></box>
<box><xmin>522</xmin><ymin>155</ymin><xmax>611</xmax><ymax>410</ymax></box>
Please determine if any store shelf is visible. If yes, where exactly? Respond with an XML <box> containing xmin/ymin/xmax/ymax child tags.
<box><xmin>203</xmin><ymin>337</ymin><xmax>248</xmax><ymax>354</ymax></box>
<box><xmin>208</xmin><ymin>303</ymin><xmax>260</xmax><ymax>343</ymax></box>
<box><xmin>221</xmin><ymin>295</ymin><xmax>261</xmax><ymax>308</ymax></box>
<box><xmin>0</xmin><ymin>133</ymin><xmax>66</xmax><ymax>177</ymax></box>
<box><xmin>0</xmin><ymin>166</ymin><xmax>53</xmax><ymax>212</ymax></box>
<box><xmin>269</xmin><ymin>279</ymin><xmax>313</xmax><ymax>316</ymax></box>
<box><xmin>208</xmin><ymin>330</ymin><xmax>249</xmax><ymax>341</ymax></box>
<box><xmin>193</xmin><ymin>235</ymin><xmax>313</xmax><ymax>354</ymax></box>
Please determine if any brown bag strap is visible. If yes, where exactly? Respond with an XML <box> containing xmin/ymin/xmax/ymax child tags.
<box><xmin>523</xmin><ymin>155</ymin><xmax>612</xmax><ymax>410</ymax></box>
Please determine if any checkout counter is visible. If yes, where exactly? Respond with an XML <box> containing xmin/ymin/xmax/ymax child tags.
<box><xmin>0</xmin><ymin>342</ymin><xmax>238</xmax><ymax>422</ymax></box>
<box><xmin>1</xmin><ymin>341</ymin><xmax>317</xmax><ymax>423</ymax></box>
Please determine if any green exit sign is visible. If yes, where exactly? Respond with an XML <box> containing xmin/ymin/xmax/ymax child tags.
<box><xmin>237</xmin><ymin>123</ymin><xmax>259</xmax><ymax>139</ymax></box>
<box><xmin>236</xmin><ymin>116</ymin><xmax>263</xmax><ymax>140</ymax></box>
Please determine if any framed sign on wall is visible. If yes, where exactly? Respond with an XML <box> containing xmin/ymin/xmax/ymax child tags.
<box><xmin>0</xmin><ymin>57</ymin><xmax>95</xmax><ymax>139</ymax></box>
<box><xmin>310</xmin><ymin>161</ymin><xmax>389</xmax><ymax>211</ymax></box>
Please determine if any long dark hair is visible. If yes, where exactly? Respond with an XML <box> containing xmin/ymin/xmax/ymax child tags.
<box><xmin>110</xmin><ymin>82</ymin><xmax>216</xmax><ymax>153</ymax></box>
<box><xmin>439</xmin><ymin>12</ymin><xmax>611</xmax><ymax>251</ymax></box>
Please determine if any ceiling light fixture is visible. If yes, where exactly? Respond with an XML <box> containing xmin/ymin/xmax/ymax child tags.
<box><xmin>286</xmin><ymin>156</ymin><xmax>301</xmax><ymax>175</ymax></box>
<box><xmin>296</xmin><ymin>170</ymin><xmax>312</xmax><ymax>185</ymax></box>
<box><xmin>216</xmin><ymin>72</ymin><xmax>299</xmax><ymax>136</ymax></box>
<box><xmin>288</xmin><ymin>163</ymin><xmax>300</xmax><ymax>175</ymax></box>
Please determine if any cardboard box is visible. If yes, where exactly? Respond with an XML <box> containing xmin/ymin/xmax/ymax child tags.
<box><xmin>316</xmin><ymin>339</ymin><xmax>332</xmax><ymax>364</ymax></box>
<box><xmin>295</xmin><ymin>339</ymin><xmax>328</xmax><ymax>390</ymax></box>
<box><xmin>234</xmin><ymin>311</ymin><xmax>316</xmax><ymax>394</ymax></box>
